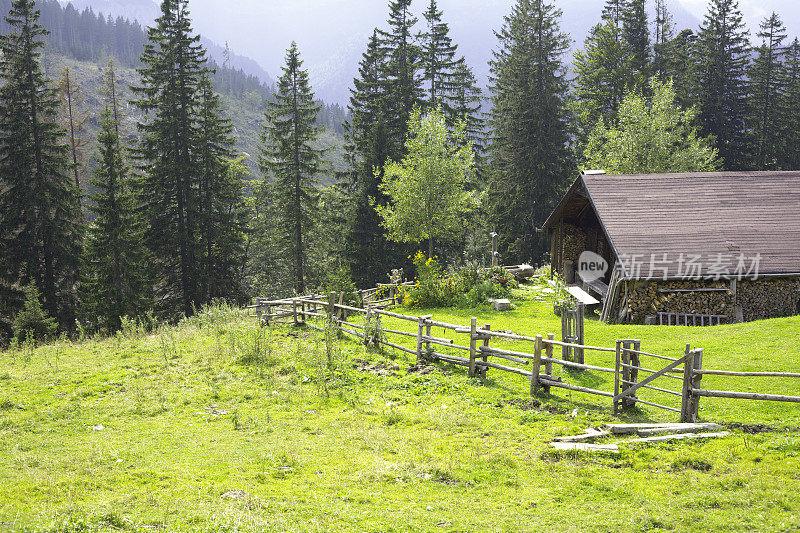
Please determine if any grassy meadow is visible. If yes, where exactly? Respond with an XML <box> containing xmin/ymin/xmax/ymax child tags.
<box><xmin>1</xmin><ymin>286</ymin><xmax>800</xmax><ymax>531</ymax></box>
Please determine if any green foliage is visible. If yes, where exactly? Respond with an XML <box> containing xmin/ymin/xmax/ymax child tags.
<box><xmin>780</xmin><ymin>39</ymin><xmax>800</xmax><ymax>171</ymax></box>
<box><xmin>259</xmin><ymin>42</ymin><xmax>324</xmax><ymax>295</ymax></box>
<box><xmin>488</xmin><ymin>0</ymin><xmax>575</xmax><ymax>263</ymax></box>
<box><xmin>584</xmin><ymin>78</ymin><xmax>720</xmax><ymax>174</ymax></box>
<box><xmin>376</xmin><ymin>107</ymin><xmax>476</xmax><ymax>258</ymax></box>
<box><xmin>13</xmin><ymin>284</ymin><xmax>58</xmax><ymax>343</ymax></box>
<box><xmin>322</xmin><ymin>264</ymin><xmax>357</xmax><ymax>307</ymax></box>
<box><xmin>0</xmin><ymin>0</ymin><xmax>83</xmax><ymax>332</ymax></box>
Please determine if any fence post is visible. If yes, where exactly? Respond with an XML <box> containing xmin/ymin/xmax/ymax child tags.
<box><xmin>301</xmin><ymin>300</ymin><xmax>306</xmax><ymax>324</ymax></box>
<box><xmin>425</xmin><ymin>319</ymin><xmax>432</xmax><ymax>360</ymax></box>
<box><xmin>416</xmin><ymin>316</ymin><xmax>428</xmax><ymax>363</ymax></box>
<box><xmin>690</xmin><ymin>348</ymin><xmax>704</xmax><ymax>421</ymax></box>
<box><xmin>545</xmin><ymin>333</ymin><xmax>554</xmax><ymax>392</ymax></box>
<box><xmin>627</xmin><ymin>339</ymin><xmax>641</xmax><ymax>407</ymax></box>
<box><xmin>621</xmin><ymin>341</ymin><xmax>632</xmax><ymax>409</ymax></box>
<box><xmin>575</xmin><ymin>303</ymin><xmax>585</xmax><ymax>364</ymax></box>
<box><xmin>469</xmin><ymin>317</ymin><xmax>477</xmax><ymax>377</ymax></box>
<box><xmin>614</xmin><ymin>340</ymin><xmax>622</xmax><ymax>414</ymax></box>
<box><xmin>327</xmin><ymin>292</ymin><xmax>336</xmax><ymax>324</ymax></box>
<box><xmin>481</xmin><ymin>324</ymin><xmax>491</xmax><ymax>378</ymax></box>
<box><xmin>292</xmin><ymin>299</ymin><xmax>298</xmax><ymax>326</ymax></box>
<box><xmin>680</xmin><ymin>344</ymin><xmax>695</xmax><ymax>422</ymax></box>
<box><xmin>531</xmin><ymin>334</ymin><xmax>544</xmax><ymax>395</ymax></box>
<box><xmin>364</xmin><ymin>306</ymin><xmax>372</xmax><ymax>346</ymax></box>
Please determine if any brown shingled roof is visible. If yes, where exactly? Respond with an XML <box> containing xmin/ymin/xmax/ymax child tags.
<box><xmin>547</xmin><ymin>171</ymin><xmax>800</xmax><ymax>279</ymax></box>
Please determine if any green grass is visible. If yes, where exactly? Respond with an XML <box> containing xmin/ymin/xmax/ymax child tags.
<box><xmin>1</xmin><ymin>289</ymin><xmax>799</xmax><ymax>532</ymax></box>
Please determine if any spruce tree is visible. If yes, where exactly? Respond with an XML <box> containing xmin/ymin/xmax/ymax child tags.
<box><xmin>601</xmin><ymin>0</ymin><xmax>626</xmax><ymax>28</ymax></box>
<box><xmin>83</xmin><ymin>62</ymin><xmax>151</xmax><ymax>333</ymax></box>
<box><xmin>570</xmin><ymin>20</ymin><xmax>634</xmax><ymax>151</ymax></box>
<box><xmin>780</xmin><ymin>39</ymin><xmax>800</xmax><ymax>170</ymax></box>
<box><xmin>662</xmin><ymin>29</ymin><xmax>700</xmax><ymax>110</ymax></box>
<box><xmin>622</xmin><ymin>0</ymin><xmax>649</xmax><ymax>83</ymax></box>
<box><xmin>696</xmin><ymin>0</ymin><xmax>751</xmax><ymax>170</ymax></box>
<box><xmin>57</xmin><ymin>66</ymin><xmax>89</xmax><ymax>190</ymax></box>
<box><xmin>747</xmin><ymin>13</ymin><xmax>786</xmax><ymax>170</ymax></box>
<box><xmin>0</xmin><ymin>0</ymin><xmax>82</xmax><ymax>332</ymax></box>
<box><xmin>259</xmin><ymin>42</ymin><xmax>324</xmax><ymax>295</ymax></box>
<box><xmin>451</xmin><ymin>62</ymin><xmax>485</xmax><ymax>156</ymax></box>
<box><xmin>196</xmin><ymin>74</ymin><xmax>248</xmax><ymax>303</ymax></box>
<box><xmin>489</xmin><ymin>0</ymin><xmax>576</xmax><ymax>263</ymax></box>
<box><xmin>344</xmin><ymin>30</ymin><xmax>400</xmax><ymax>288</ymax></box>
<box><xmin>652</xmin><ymin>0</ymin><xmax>674</xmax><ymax>79</ymax></box>
<box><xmin>420</xmin><ymin>0</ymin><xmax>460</xmax><ymax>120</ymax></box>
<box><xmin>132</xmin><ymin>0</ymin><xmax>208</xmax><ymax>318</ymax></box>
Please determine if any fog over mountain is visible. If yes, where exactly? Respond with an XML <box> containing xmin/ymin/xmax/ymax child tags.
<box><xmin>61</xmin><ymin>0</ymin><xmax>800</xmax><ymax>104</ymax></box>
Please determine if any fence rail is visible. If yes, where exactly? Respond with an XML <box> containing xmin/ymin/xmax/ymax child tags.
<box><xmin>250</xmin><ymin>291</ymin><xmax>799</xmax><ymax>422</ymax></box>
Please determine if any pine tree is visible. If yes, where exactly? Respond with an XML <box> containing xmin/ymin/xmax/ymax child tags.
<box><xmin>622</xmin><ymin>0</ymin><xmax>649</xmax><ymax>83</ymax></box>
<box><xmin>570</xmin><ymin>20</ymin><xmax>634</xmax><ymax>151</ymax></box>
<box><xmin>696</xmin><ymin>0</ymin><xmax>751</xmax><ymax>170</ymax></box>
<box><xmin>259</xmin><ymin>42</ymin><xmax>324</xmax><ymax>295</ymax></box>
<box><xmin>132</xmin><ymin>0</ymin><xmax>208</xmax><ymax>318</ymax></box>
<box><xmin>652</xmin><ymin>0</ymin><xmax>674</xmax><ymax>79</ymax></box>
<box><xmin>378</xmin><ymin>0</ymin><xmax>423</xmax><ymax>154</ymax></box>
<box><xmin>57</xmin><ymin>66</ymin><xmax>89</xmax><ymax>190</ymax></box>
<box><xmin>779</xmin><ymin>39</ymin><xmax>800</xmax><ymax>170</ymax></box>
<box><xmin>0</xmin><ymin>0</ymin><xmax>83</xmax><ymax>332</ymax></box>
<box><xmin>83</xmin><ymin>62</ymin><xmax>151</xmax><ymax>333</ymax></box>
<box><xmin>663</xmin><ymin>29</ymin><xmax>700</xmax><ymax>110</ymax></box>
<box><xmin>196</xmin><ymin>74</ymin><xmax>248</xmax><ymax>303</ymax></box>
<box><xmin>601</xmin><ymin>0</ymin><xmax>626</xmax><ymax>28</ymax></box>
<box><xmin>344</xmin><ymin>30</ymin><xmax>400</xmax><ymax>288</ymax></box>
<box><xmin>420</xmin><ymin>0</ymin><xmax>460</xmax><ymax>120</ymax></box>
<box><xmin>747</xmin><ymin>13</ymin><xmax>786</xmax><ymax>170</ymax></box>
<box><xmin>489</xmin><ymin>0</ymin><xmax>576</xmax><ymax>263</ymax></box>
<box><xmin>451</xmin><ymin>62</ymin><xmax>485</xmax><ymax>156</ymax></box>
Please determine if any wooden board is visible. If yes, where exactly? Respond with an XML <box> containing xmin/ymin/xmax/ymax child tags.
<box><xmin>565</xmin><ymin>285</ymin><xmax>600</xmax><ymax>305</ymax></box>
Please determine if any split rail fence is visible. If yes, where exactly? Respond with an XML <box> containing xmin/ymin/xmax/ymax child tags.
<box><xmin>248</xmin><ymin>293</ymin><xmax>800</xmax><ymax>422</ymax></box>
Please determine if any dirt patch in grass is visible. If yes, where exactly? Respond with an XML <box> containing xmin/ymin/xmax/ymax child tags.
<box><xmin>726</xmin><ymin>423</ymin><xmax>775</xmax><ymax>434</ymax></box>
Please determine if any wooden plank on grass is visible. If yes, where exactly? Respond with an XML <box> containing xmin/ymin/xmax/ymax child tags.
<box><xmin>627</xmin><ymin>431</ymin><xmax>730</xmax><ymax>444</ymax></box>
<box><xmin>550</xmin><ymin>442</ymin><xmax>619</xmax><ymax>452</ymax></box>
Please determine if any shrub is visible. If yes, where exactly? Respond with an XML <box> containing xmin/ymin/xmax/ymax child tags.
<box><xmin>12</xmin><ymin>284</ymin><xmax>58</xmax><ymax>344</ymax></box>
<box><xmin>321</xmin><ymin>264</ymin><xmax>357</xmax><ymax>306</ymax></box>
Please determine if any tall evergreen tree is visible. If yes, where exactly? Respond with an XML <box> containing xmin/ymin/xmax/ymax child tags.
<box><xmin>747</xmin><ymin>13</ymin><xmax>786</xmax><ymax>170</ymax></box>
<box><xmin>57</xmin><ymin>67</ymin><xmax>89</xmax><ymax>190</ymax></box>
<box><xmin>259</xmin><ymin>43</ymin><xmax>324</xmax><ymax>295</ymax></box>
<box><xmin>451</xmin><ymin>62</ymin><xmax>485</xmax><ymax>156</ymax></box>
<box><xmin>570</xmin><ymin>20</ymin><xmax>634</xmax><ymax>151</ymax></box>
<box><xmin>132</xmin><ymin>0</ymin><xmax>208</xmax><ymax>318</ymax></box>
<box><xmin>652</xmin><ymin>0</ymin><xmax>674</xmax><ymax>79</ymax></box>
<box><xmin>420</xmin><ymin>0</ymin><xmax>460</xmax><ymax>119</ymax></box>
<box><xmin>83</xmin><ymin>62</ymin><xmax>151</xmax><ymax>333</ymax></box>
<box><xmin>0</xmin><ymin>0</ymin><xmax>82</xmax><ymax>332</ymax></box>
<box><xmin>489</xmin><ymin>0</ymin><xmax>576</xmax><ymax>263</ymax></box>
<box><xmin>622</xmin><ymin>0</ymin><xmax>650</xmax><ymax>82</ymax></box>
<box><xmin>601</xmin><ymin>0</ymin><xmax>626</xmax><ymax>28</ymax></box>
<box><xmin>378</xmin><ymin>0</ymin><xmax>423</xmax><ymax>155</ymax></box>
<box><xmin>196</xmin><ymin>74</ymin><xmax>248</xmax><ymax>303</ymax></box>
<box><xmin>661</xmin><ymin>29</ymin><xmax>700</xmax><ymax>110</ymax></box>
<box><xmin>696</xmin><ymin>0</ymin><xmax>750</xmax><ymax>170</ymax></box>
<box><xmin>779</xmin><ymin>39</ymin><xmax>800</xmax><ymax>170</ymax></box>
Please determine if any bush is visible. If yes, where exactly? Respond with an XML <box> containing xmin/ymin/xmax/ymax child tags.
<box><xmin>401</xmin><ymin>253</ymin><xmax>517</xmax><ymax>309</ymax></box>
<box><xmin>321</xmin><ymin>264</ymin><xmax>357</xmax><ymax>306</ymax></box>
<box><xmin>13</xmin><ymin>284</ymin><xmax>58</xmax><ymax>344</ymax></box>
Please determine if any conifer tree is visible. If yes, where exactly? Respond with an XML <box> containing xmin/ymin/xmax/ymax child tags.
<box><xmin>196</xmin><ymin>74</ymin><xmax>248</xmax><ymax>303</ymax></box>
<box><xmin>83</xmin><ymin>62</ymin><xmax>151</xmax><ymax>332</ymax></box>
<box><xmin>451</xmin><ymin>62</ymin><xmax>485</xmax><ymax>156</ymax></box>
<box><xmin>259</xmin><ymin>43</ymin><xmax>324</xmax><ymax>295</ymax></box>
<box><xmin>747</xmin><ymin>13</ymin><xmax>786</xmax><ymax>170</ymax></box>
<box><xmin>652</xmin><ymin>0</ymin><xmax>674</xmax><ymax>78</ymax></box>
<box><xmin>696</xmin><ymin>0</ymin><xmax>751</xmax><ymax>170</ymax></box>
<box><xmin>132</xmin><ymin>0</ymin><xmax>208</xmax><ymax>318</ymax></box>
<box><xmin>622</xmin><ymin>0</ymin><xmax>649</xmax><ymax>82</ymax></box>
<box><xmin>344</xmin><ymin>30</ymin><xmax>400</xmax><ymax>288</ymax></box>
<box><xmin>779</xmin><ymin>39</ymin><xmax>800</xmax><ymax>170</ymax></box>
<box><xmin>57</xmin><ymin>67</ymin><xmax>89</xmax><ymax>189</ymax></box>
<box><xmin>489</xmin><ymin>0</ymin><xmax>575</xmax><ymax>263</ymax></box>
<box><xmin>420</xmin><ymin>0</ymin><xmax>460</xmax><ymax>120</ymax></box>
<box><xmin>601</xmin><ymin>0</ymin><xmax>626</xmax><ymax>28</ymax></box>
<box><xmin>662</xmin><ymin>29</ymin><xmax>700</xmax><ymax>110</ymax></box>
<box><xmin>0</xmin><ymin>0</ymin><xmax>82</xmax><ymax>332</ymax></box>
<box><xmin>570</xmin><ymin>20</ymin><xmax>634</xmax><ymax>150</ymax></box>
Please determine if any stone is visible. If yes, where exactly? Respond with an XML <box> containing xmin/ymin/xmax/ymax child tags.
<box><xmin>490</xmin><ymin>298</ymin><xmax>512</xmax><ymax>311</ymax></box>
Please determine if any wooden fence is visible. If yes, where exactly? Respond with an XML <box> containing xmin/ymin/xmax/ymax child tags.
<box><xmin>248</xmin><ymin>292</ymin><xmax>799</xmax><ymax>422</ymax></box>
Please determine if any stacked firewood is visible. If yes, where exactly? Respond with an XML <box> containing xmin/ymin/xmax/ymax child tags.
<box><xmin>737</xmin><ymin>278</ymin><xmax>800</xmax><ymax>321</ymax></box>
<box><xmin>624</xmin><ymin>280</ymin><xmax>734</xmax><ymax>323</ymax></box>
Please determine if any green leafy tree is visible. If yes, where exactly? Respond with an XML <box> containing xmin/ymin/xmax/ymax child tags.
<box><xmin>780</xmin><ymin>39</ymin><xmax>800</xmax><ymax>170</ymax></box>
<box><xmin>259</xmin><ymin>42</ymin><xmax>324</xmax><ymax>295</ymax></box>
<box><xmin>376</xmin><ymin>107</ymin><xmax>475</xmax><ymax>258</ymax></box>
<box><xmin>696</xmin><ymin>0</ymin><xmax>751</xmax><ymax>170</ymax></box>
<box><xmin>584</xmin><ymin>79</ymin><xmax>720</xmax><ymax>174</ymax></box>
<box><xmin>489</xmin><ymin>0</ymin><xmax>576</xmax><ymax>262</ymax></box>
<box><xmin>13</xmin><ymin>284</ymin><xmax>57</xmax><ymax>343</ymax></box>
<box><xmin>0</xmin><ymin>0</ymin><xmax>83</xmax><ymax>332</ymax></box>
<box><xmin>747</xmin><ymin>13</ymin><xmax>787</xmax><ymax>170</ymax></box>
<box><xmin>83</xmin><ymin>61</ymin><xmax>151</xmax><ymax>333</ymax></box>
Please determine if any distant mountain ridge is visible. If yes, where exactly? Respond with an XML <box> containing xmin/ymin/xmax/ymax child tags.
<box><xmin>60</xmin><ymin>0</ymin><xmax>274</xmax><ymax>87</ymax></box>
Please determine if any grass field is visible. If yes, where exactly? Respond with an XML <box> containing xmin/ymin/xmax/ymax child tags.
<box><xmin>1</xmin><ymin>287</ymin><xmax>799</xmax><ymax>532</ymax></box>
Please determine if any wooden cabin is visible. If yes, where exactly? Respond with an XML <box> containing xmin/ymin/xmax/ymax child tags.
<box><xmin>544</xmin><ymin>171</ymin><xmax>800</xmax><ymax>324</ymax></box>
